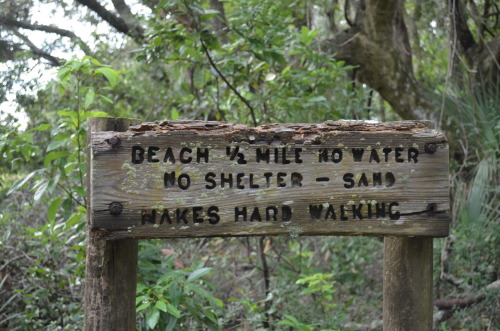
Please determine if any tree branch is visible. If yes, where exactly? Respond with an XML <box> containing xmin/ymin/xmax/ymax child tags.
<box><xmin>75</xmin><ymin>0</ymin><xmax>143</xmax><ymax>42</ymax></box>
<box><xmin>0</xmin><ymin>16</ymin><xmax>92</xmax><ymax>55</ymax></box>
<box><xmin>183</xmin><ymin>0</ymin><xmax>258</xmax><ymax>126</ymax></box>
<box><xmin>12</xmin><ymin>30</ymin><xmax>63</xmax><ymax>66</ymax></box>
<box><xmin>329</xmin><ymin>0</ymin><xmax>436</xmax><ymax>121</ymax></box>
<box><xmin>111</xmin><ymin>0</ymin><xmax>144</xmax><ymax>37</ymax></box>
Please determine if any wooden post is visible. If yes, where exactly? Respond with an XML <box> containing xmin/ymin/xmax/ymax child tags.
<box><xmin>383</xmin><ymin>237</ymin><xmax>433</xmax><ymax>331</ymax></box>
<box><xmin>84</xmin><ymin>117</ymin><xmax>141</xmax><ymax>330</ymax></box>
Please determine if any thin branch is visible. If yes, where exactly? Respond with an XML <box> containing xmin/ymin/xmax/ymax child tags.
<box><xmin>75</xmin><ymin>0</ymin><xmax>143</xmax><ymax>42</ymax></box>
<box><xmin>111</xmin><ymin>0</ymin><xmax>144</xmax><ymax>37</ymax></box>
<box><xmin>12</xmin><ymin>30</ymin><xmax>63</xmax><ymax>66</ymax></box>
<box><xmin>183</xmin><ymin>0</ymin><xmax>258</xmax><ymax>126</ymax></box>
<box><xmin>0</xmin><ymin>16</ymin><xmax>92</xmax><ymax>55</ymax></box>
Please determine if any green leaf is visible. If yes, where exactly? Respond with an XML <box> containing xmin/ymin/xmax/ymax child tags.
<box><xmin>34</xmin><ymin>181</ymin><xmax>49</xmax><ymax>201</ymax></box>
<box><xmin>32</xmin><ymin>123</ymin><xmax>51</xmax><ymax>131</ymax></box>
<box><xmin>96</xmin><ymin>67</ymin><xmax>119</xmax><ymax>88</ymax></box>
<box><xmin>84</xmin><ymin>89</ymin><xmax>95</xmax><ymax>109</ymax></box>
<box><xmin>47</xmin><ymin>197</ymin><xmax>62</xmax><ymax>223</ymax></box>
<box><xmin>46</xmin><ymin>139</ymin><xmax>67</xmax><ymax>152</ymax></box>
<box><xmin>155</xmin><ymin>300</ymin><xmax>167</xmax><ymax>312</ymax></box>
<box><xmin>166</xmin><ymin>303</ymin><xmax>181</xmax><ymax>318</ymax></box>
<box><xmin>44</xmin><ymin>151</ymin><xmax>70</xmax><ymax>167</ymax></box>
<box><xmin>66</xmin><ymin>211</ymin><xmax>83</xmax><ymax>228</ymax></box>
<box><xmin>137</xmin><ymin>301</ymin><xmax>151</xmax><ymax>312</ymax></box>
<box><xmin>187</xmin><ymin>267</ymin><xmax>212</xmax><ymax>282</ymax></box>
<box><xmin>7</xmin><ymin>171</ymin><xmax>38</xmax><ymax>195</ymax></box>
<box><xmin>171</xmin><ymin>108</ymin><xmax>180</xmax><ymax>120</ymax></box>
<box><xmin>147</xmin><ymin>308</ymin><xmax>160</xmax><ymax>329</ymax></box>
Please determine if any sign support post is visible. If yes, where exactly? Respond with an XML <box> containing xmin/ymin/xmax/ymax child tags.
<box><xmin>85</xmin><ymin>118</ymin><xmax>449</xmax><ymax>330</ymax></box>
<box><xmin>84</xmin><ymin>117</ymin><xmax>140</xmax><ymax>330</ymax></box>
<box><xmin>384</xmin><ymin>237</ymin><xmax>433</xmax><ymax>330</ymax></box>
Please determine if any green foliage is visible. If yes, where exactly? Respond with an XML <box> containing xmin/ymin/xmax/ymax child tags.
<box><xmin>0</xmin><ymin>0</ymin><xmax>498</xmax><ymax>329</ymax></box>
<box><xmin>0</xmin><ymin>56</ymin><xmax>120</xmax><ymax>329</ymax></box>
<box><xmin>136</xmin><ymin>241</ymin><xmax>222</xmax><ymax>330</ymax></box>
<box><xmin>141</xmin><ymin>0</ymin><xmax>359</xmax><ymax>124</ymax></box>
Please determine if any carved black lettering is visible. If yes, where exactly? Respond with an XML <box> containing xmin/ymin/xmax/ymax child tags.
<box><xmin>408</xmin><ymin>147</ymin><xmax>419</xmax><ymax>163</ymax></box>
<box><xmin>295</xmin><ymin>148</ymin><xmax>303</xmax><ymax>163</ymax></box>
<box><xmin>325</xmin><ymin>204</ymin><xmax>336</xmax><ymax>220</ymax></box>
<box><xmin>395</xmin><ymin>147</ymin><xmax>404</xmax><ymax>162</ymax></box>
<box><xmin>148</xmin><ymin>146</ymin><xmax>160</xmax><ymax>163</ymax></box>
<box><xmin>389</xmin><ymin>202</ymin><xmax>400</xmax><ymax>220</ymax></box>
<box><xmin>132</xmin><ymin>146</ymin><xmax>145</xmax><ymax>164</ymax></box>
<box><xmin>376</xmin><ymin>203</ymin><xmax>386</xmax><ymax>218</ymax></box>
<box><xmin>236</xmin><ymin>173</ymin><xmax>245</xmax><ymax>189</ymax></box>
<box><xmin>176</xmin><ymin>208</ymin><xmax>189</xmax><ymax>224</ymax></box>
<box><xmin>207</xmin><ymin>206</ymin><xmax>220</xmax><ymax>224</ymax></box>
<box><xmin>369</xmin><ymin>149</ymin><xmax>380</xmax><ymax>163</ymax></box>
<box><xmin>352</xmin><ymin>148</ymin><xmax>365</xmax><ymax>162</ymax></box>
<box><xmin>373</xmin><ymin>172</ymin><xmax>382</xmax><ymax>186</ymax></box>
<box><xmin>318</xmin><ymin>149</ymin><xmax>328</xmax><ymax>162</ymax></box>
<box><xmin>383</xmin><ymin>148</ymin><xmax>392</xmax><ymax>162</ymax></box>
<box><xmin>236</xmin><ymin>152</ymin><xmax>247</xmax><ymax>164</ymax></box>
<box><xmin>274</xmin><ymin>148</ymin><xmax>279</xmax><ymax>163</ymax></box>
<box><xmin>196</xmin><ymin>148</ymin><xmax>209</xmax><ymax>163</ymax></box>
<box><xmin>221</xmin><ymin>173</ymin><xmax>233</xmax><ymax>188</ymax></box>
<box><xmin>277</xmin><ymin>172</ymin><xmax>287</xmax><ymax>187</ymax></box>
<box><xmin>291</xmin><ymin>172</ymin><xmax>303</xmax><ymax>187</ymax></box>
<box><xmin>160</xmin><ymin>209</ymin><xmax>172</xmax><ymax>224</ymax></box>
<box><xmin>235</xmin><ymin>207</ymin><xmax>247</xmax><ymax>222</ymax></box>
<box><xmin>282</xmin><ymin>206</ymin><xmax>292</xmax><ymax>222</ymax></box>
<box><xmin>340</xmin><ymin>204</ymin><xmax>348</xmax><ymax>221</ymax></box>
<box><xmin>256</xmin><ymin>148</ymin><xmax>270</xmax><ymax>163</ymax></box>
<box><xmin>193</xmin><ymin>206</ymin><xmax>204</xmax><ymax>223</ymax></box>
<box><xmin>180</xmin><ymin>147</ymin><xmax>192</xmax><ymax>163</ymax></box>
<box><xmin>163</xmin><ymin>147</ymin><xmax>175</xmax><ymax>163</ymax></box>
<box><xmin>205</xmin><ymin>172</ymin><xmax>216</xmax><ymax>189</ymax></box>
<box><xmin>332</xmin><ymin>149</ymin><xmax>343</xmax><ymax>163</ymax></box>
<box><xmin>385</xmin><ymin>172</ymin><xmax>395</xmax><ymax>187</ymax></box>
<box><xmin>343</xmin><ymin>173</ymin><xmax>355</xmax><ymax>189</ymax></box>
<box><xmin>282</xmin><ymin>148</ymin><xmax>291</xmax><ymax>164</ymax></box>
<box><xmin>352</xmin><ymin>204</ymin><xmax>363</xmax><ymax>219</ymax></box>
<box><xmin>309</xmin><ymin>205</ymin><xmax>323</xmax><ymax>219</ymax></box>
<box><xmin>266</xmin><ymin>206</ymin><xmax>278</xmax><ymax>221</ymax></box>
<box><xmin>250</xmin><ymin>207</ymin><xmax>262</xmax><ymax>222</ymax></box>
<box><xmin>164</xmin><ymin>171</ymin><xmax>176</xmax><ymax>188</ymax></box>
<box><xmin>264</xmin><ymin>172</ymin><xmax>273</xmax><ymax>188</ymax></box>
<box><xmin>178</xmin><ymin>173</ymin><xmax>191</xmax><ymax>190</ymax></box>
<box><xmin>367</xmin><ymin>204</ymin><xmax>373</xmax><ymax>218</ymax></box>
<box><xmin>358</xmin><ymin>173</ymin><xmax>369</xmax><ymax>187</ymax></box>
<box><xmin>141</xmin><ymin>209</ymin><xmax>156</xmax><ymax>224</ymax></box>
<box><xmin>249</xmin><ymin>174</ymin><xmax>259</xmax><ymax>188</ymax></box>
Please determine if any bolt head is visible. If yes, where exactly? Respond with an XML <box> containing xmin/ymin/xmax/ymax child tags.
<box><xmin>108</xmin><ymin>136</ymin><xmax>121</xmax><ymax>148</ymax></box>
<box><xmin>109</xmin><ymin>202</ymin><xmax>123</xmax><ymax>215</ymax></box>
<box><xmin>427</xmin><ymin>203</ymin><xmax>437</xmax><ymax>213</ymax></box>
<box><xmin>424</xmin><ymin>143</ymin><xmax>437</xmax><ymax>154</ymax></box>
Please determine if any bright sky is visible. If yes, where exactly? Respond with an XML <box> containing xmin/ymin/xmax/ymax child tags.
<box><xmin>0</xmin><ymin>0</ymin><xmax>148</xmax><ymax>129</ymax></box>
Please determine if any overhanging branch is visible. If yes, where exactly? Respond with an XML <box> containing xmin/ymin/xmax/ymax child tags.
<box><xmin>0</xmin><ymin>16</ymin><xmax>92</xmax><ymax>55</ymax></box>
<box><xmin>75</xmin><ymin>0</ymin><xmax>144</xmax><ymax>42</ymax></box>
<box><xmin>12</xmin><ymin>30</ymin><xmax>63</xmax><ymax>66</ymax></box>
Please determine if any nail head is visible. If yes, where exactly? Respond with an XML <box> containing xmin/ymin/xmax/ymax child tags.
<box><xmin>425</xmin><ymin>143</ymin><xmax>437</xmax><ymax>154</ymax></box>
<box><xmin>109</xmin><ymin>202</ymin><xmax>123</xmax><ymax>215</ymax></box>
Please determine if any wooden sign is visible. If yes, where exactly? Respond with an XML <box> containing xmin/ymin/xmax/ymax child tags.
<box><xmin>88</xmin><ymin>120</ymin><xmax>450</xmax><ymax>239</ymax></box>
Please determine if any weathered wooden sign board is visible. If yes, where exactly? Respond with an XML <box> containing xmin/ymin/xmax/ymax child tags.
<box><xmin>88</xmin><ymin>120</ymin><xmax>449</xmax><ymax>239</ymax></box>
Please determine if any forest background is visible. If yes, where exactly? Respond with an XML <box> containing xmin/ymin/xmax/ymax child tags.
<box><xmin>0</xmin><ymin>0</ymin><xmax>498</xmax><ymax>330</ymax></box>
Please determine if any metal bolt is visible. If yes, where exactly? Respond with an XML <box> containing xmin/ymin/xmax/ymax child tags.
<box><xmin>108</xmin><ymin>136</ymin><xmax>121</xmax><ymax>148</ymax></box>
<box><xmin>424</xmin><ymin>143</ymin><xmax>437</xmax><ymax>154</ymax></box>
<box><xmin>109</xmin><ymin>202</ymin><xmax>123</xmax><ymax>215</ymax></box>
<box><xmin>427</xmin><ymin>203</ymin><xmax>437</xmax><ymax>214</ymax></box>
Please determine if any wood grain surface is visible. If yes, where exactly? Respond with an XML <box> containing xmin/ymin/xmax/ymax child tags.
<box><xmin>88</xmin><ymin>119</ymin><xmax>450</xmax><ymax>239</ymax></box>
